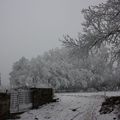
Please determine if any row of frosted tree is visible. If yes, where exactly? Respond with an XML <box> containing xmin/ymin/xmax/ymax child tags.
<box><xmin>9</xmin><ymin>46</ymin><xmax>120</xmax><ymax>92</ymax></box>
<box><xmin>10</xmin><ymin>0</ymin><xmax>120</xmax><ymax>92</ymax></box>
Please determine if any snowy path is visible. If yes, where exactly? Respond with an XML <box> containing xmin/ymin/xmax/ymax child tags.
<box><xmin>16</xmin><ymin>93</ymin><xmax>108</xmax><ymax>120</ymax></box>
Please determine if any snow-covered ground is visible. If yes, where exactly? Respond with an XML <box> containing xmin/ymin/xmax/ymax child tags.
<box><xmin>15</xmin><ymin>92</ymin><xmax>120</xmax><ymax>120</ymax></box>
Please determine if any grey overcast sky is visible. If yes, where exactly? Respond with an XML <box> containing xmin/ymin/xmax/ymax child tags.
<box><xmin>0</xmin><ymin>0</ymin><xmax>106</xmax><ymax>86</ymax></box>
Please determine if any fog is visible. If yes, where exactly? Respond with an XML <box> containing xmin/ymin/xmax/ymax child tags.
<box><xmin>0</xmin><ymin>0</ymin><xmax>106</xmax><ymax>86</ymax></box>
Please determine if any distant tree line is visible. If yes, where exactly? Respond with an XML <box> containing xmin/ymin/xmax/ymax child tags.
<box><xmin>9</xmin><ymin>46</ymin><xmax>120</xmax><ymax>92</ymax></box>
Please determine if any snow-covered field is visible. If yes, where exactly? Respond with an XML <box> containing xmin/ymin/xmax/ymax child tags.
<box><xmin>15</xmin><ymin>92</ymin><xmax>120</xmax><ymax>120</ymax></box>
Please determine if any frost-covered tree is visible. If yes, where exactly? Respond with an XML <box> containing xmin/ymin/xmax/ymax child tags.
<box><xmin>62</xmin><ymin>0</ymin><xmax>120</xmax><ymax>59</ymax></box>
<box><xmin>60</xmin><ymin>0</ymin><xmax>120</xmax><ymax>91</ymax></box>
<box><xmin>9</xmin><ymin>57</ymin><xmax>30</xmax><ymax>88</ymax></box>
<box><xmin>42</xmin><ymin>48</ymin><xmax>73</xmax><ymax>89</ymax></box>
<box><xmin>30</xmin><ymin>56</ymin><xmax>53</xmax><ymax>87</ymax></box>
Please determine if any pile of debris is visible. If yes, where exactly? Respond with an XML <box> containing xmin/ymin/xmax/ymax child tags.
<box><xmin>99</xmin><ymin>96</ymin><xmax>120</xmax><ymax>119</ymax></box>
<box><xmin>99</xmin><ymin>96</ymin><xmax>120</xmax><ymax>114</ymax></box>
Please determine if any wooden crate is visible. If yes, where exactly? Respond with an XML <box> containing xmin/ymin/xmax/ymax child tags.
<box><xmin>31</xmin><ymin>88</ymin><xmax>54</xmax><ymax>108</ymax></box>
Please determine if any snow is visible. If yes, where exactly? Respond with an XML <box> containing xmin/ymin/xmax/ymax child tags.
<box><xmin>14</xmin><ymin>92</ymin><xmax>120</xmax><ymax>120</ymax></box>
